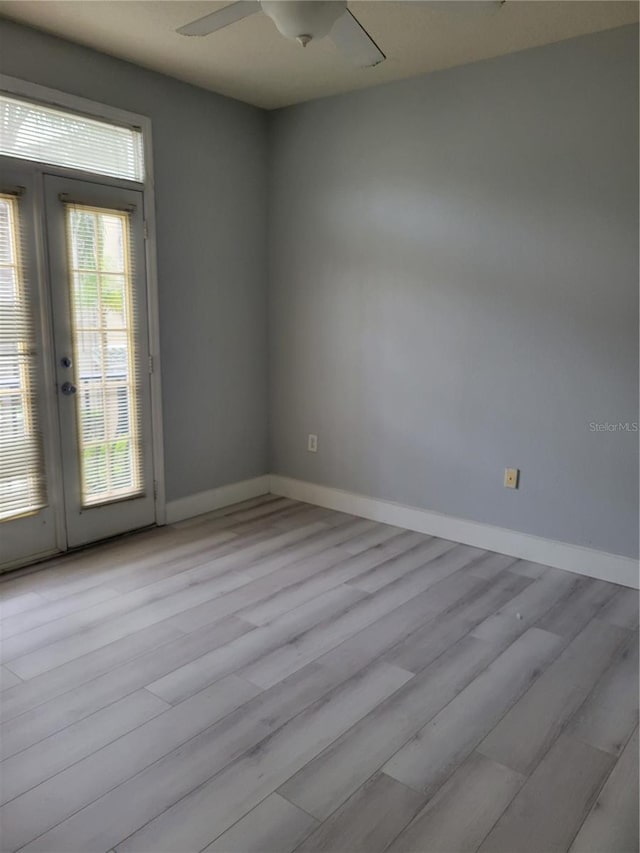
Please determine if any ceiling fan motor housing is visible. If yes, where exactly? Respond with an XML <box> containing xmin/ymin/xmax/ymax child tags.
<box><xmin>260</xmin><ymin>0</ymin><xmax>347</xmax><ymax>44</ymax></box>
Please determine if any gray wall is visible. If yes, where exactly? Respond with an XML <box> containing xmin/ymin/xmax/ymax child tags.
<box><xmin>2</xmin><ymin>20</ymin><xmax>636</xmax><ymax>557</ymax></box>
<box><xmin>0</xmin><ymin>18</ymin><xmax>269</xmax><ymax>502</ymax></box>
<box><xmin>268</xmin><ymin>25</ymin><xmax>639</xmax><ymax>558</ymax></box>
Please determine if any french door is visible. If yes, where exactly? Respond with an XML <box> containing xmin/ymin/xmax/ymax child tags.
<box><xmin>1</xmin><ymin>168</ymin><xmax>156</xmax><ymax>569</ymax></box>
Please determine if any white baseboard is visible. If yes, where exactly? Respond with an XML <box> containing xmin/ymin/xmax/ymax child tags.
<box><xmin>165</xmin><ymin>475</ymin><xmax>271</xmax><ymax>524</ymax></box>
<box><xmin>165</xmin><ymin>473</ymin><xmax>638</xmax><ymax>588</ymax></box>
<box><xmin>270</xmin><ymin>475</ymin><xmax>639</xmax><ymax>590</ymax></box>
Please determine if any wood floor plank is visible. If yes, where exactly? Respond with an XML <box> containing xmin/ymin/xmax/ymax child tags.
<box><xmin>114</xmin><ymin>662</ymin><xmax>413</xmax><ymax>853</ymax></box>
<box><xmin>340</xmin><ymin>523</ymin><xmax>412</xmax><ymax>555</ymax></box>
<box><xmin>46</xmin><ymin>527</ymin><xmax>248</xmax><ymax>601</ymax></box>
<box><xmin>3</xmin><ymin>566</ymin><xmax>252</xmax><ymax>679</ymax></box>
<box><xmin>239</xmin><ymin>531</ymin><xmax>430</xmax><ymax>627</ymax></box>
<box><xmin>0</xmin><ymin>617</ymin><xmax>249</xmax><ymax>758</ymax></box>
<box><xmin>23</xmin><ymin>661</ymin><xmax>412</xmax><ymax>853</ymax></box>
<box><xmin>0</xmin><ymin>674</ymin><xmax>260</xmax><ymax>851</ymax></box>
<box><xmin>383</xmin><ymin>569</ymin><xmax>531</xmax><ymax>673</ymax></box>
<box><xmin>0</xmin><ymin>501</ymin><xmax>631</xmax><ymax>853</ymax></box>
<box><xmin>161</xmin><ymin>549</ymin><xmax>352</xmax><ymax>635</ymax></box>
<box><xmin>0</xmin><ymin>571</ymin><xmax>51</xmax><ymax>603</ymax></box>
<box><xmin>146</xmin><ymin>585</ymin><xmax>366</xmax><ymax>704</ymax></box>
<box><xmin>1</xmin><ymin>584</ymin><xmax>121</xmax><ymax>640</ymax></box>
<box><xmin>237</xmin><ymin>500</ymin><xmax>341</xmax><ymax>529</ymax></box>
<box><xmin>0</xmin><ymin>665</ymin><xmax>22</xmax><ymax>690</ymax></box>
<box><xmin>159</xmin><ymin>521</ymin><xmax>395</xmax><ymax>635</ymax></box>
<box><xmin>239</xmin><ymin>519</ymin><xmax>376</xmax><ymax>580</ymax></box>
<box><xmin>597</xmin><ymin>587</ymin><xmax>639</xmax><ymax>630</ymax></box>
<box><xmin>470</xmin><ymin>569</ymin><xmax>578</xmax><ymax>646</ymax></box>
<box><xmin>278</xmin><ymin>571</ymin><xmax>553</xmax><ymax>824</ymax></box>
<box><xmin>24</xmin><ymin>526</ymin><xmax>237</xmax><ymax>602</ymax></box>
<box><xmin>383</xmin><ymin>627</ymin><xmax>563</xmax><ymax>795</ymax></box>
<box><xmin>227</xmin><ymin>506</ymin><xmax>341</xmax><ymax>537</ymax></box>
<box><xmin>509</xmin><ymin>559</ymin><xmax>550</xmax><ymax>579</ymax></box>
<box><xmin>204</xmin><ymin>793</ymin><xmax>317</xmax><ymax>853</ymax></box>
<box><xmin>261</xmin><ymin>503</ymin><xmax>355</xmax><ymax>530</ymax></box>
<box><xmin>16</xmin><ymin>662</ymin><xmax>334</xmax><ymax>852</ymax></box>
<box><xmin>0</xmin><ymin>551</ymin><xmax>124</xmax><ymax>599</ymax></box>
<box><xmin>477</xmin><ymin>735</ymin><xmax>615</xmax><ymax>853</ymax></box>
<box><xmin>8</xmin><ymin>519</ymin><xmax>326</xmax><ymax>640</ymax></box>
<box><xmin>38</xmin><ymin>519</ymin><xmax>328</xmax><ymax>604</ymax></box>
<box><xmin>317</xmin><ymin>568</ymin><xmax>493</xmax><ymax>680</ymax></box>
<box><xmin>241</xmin><ymin>545</ymin><xmax>487</xmax><ymax>690</ymax></box>
<box><xmin>222</xmin><ymin>561</ymin><xmax>497</xmax><ymax>833</ymax></box>
<box><xmin>293</xmin><ymin>773</ymin><xmax>424</xmax><ymax>853</ymax></box>
<box><xmin>1</xmin><ymin>541</ymin><xmax>251</xmax><ymax>666</ymax></box>
<box><xmin>171</xmin><ymin>495</ymin><xmax>286</xmax><ymax>529</ymax></box>
<box><xmin>221</xmin><ymin>498</ymin><xmax>304</xmax><ymax>528</ymax></box>
<box><xmin>0</xmin><ymin>526</ymin><xmax>182</xmax><ymax>601</ymax></box>
<box><xmin>4</xmin><ymin>519</ymin><xmax>332</xmax><ymax>668</ymax></box>
<box><xmin>106</xmin><ymin>531</ymin><xmax>241</xmax><ymax>593</ymax></box>
<box><xmin>535</xmin><ymin>576</ymin><xmax>617</xmax><ymax>638</ymax></box>
<box><xmin>386</xmin><ymin>753</ymin><xmax>524</xmax><ymax>853</ymax></box>
<box><xmin>0</xmin><ymin>620</ymin><xmax>185</xmax><ymax>723</ymax></box>
<box><xmin>239</xmin><ymin>547</ymin><xmax>367</xmax><ymax>623</ymax></box>
<box><xmin>0</xmin><ymin>688</ymin><xmax>169</xmax><ymax>805</ymax></box>
<box><xmin>163</xmin><ymin>498</ymin><xmax>298</xmax><ymax>538</ymax></box>
<box><xmin>0</xmin><ymin>591</ymin><xmax>47</xmax><ymax>618</ymax></box>
<box><xmin>0</xmin><ymin>571</ymin><xmax>46</xmax><ymax>603</ymax></box>
<box><xmin>265</xmin><ymin>506</ymin><xmax>346</xmax><ymax>532</ymax></box>
<box><xmin>467</xmin><ymin>553</ymin><xmax>518</xmax><ymax>580</ymax></box>
<box><xmin>477</xmin><ymin>618</ymin><xmax>628</xmax><ymax>774</ymax></box>
<box><xmin>345</xmin><ymin>537</ymin><xmax>459</xmax><ymax>592</ymax></box>
<box><xmin>278</xmin><ymin>634</ymin><xmax>501</xmax><ymax>820</ymax></box>
<box><xmin>567</xmin><ymin>629</ymin><xmax>639</xmax><ymax>756</ymax></box>
<box><xmin>568</xmin><ymin>727</ymin><xmax>639</xmax><ymax>853</ymax></box>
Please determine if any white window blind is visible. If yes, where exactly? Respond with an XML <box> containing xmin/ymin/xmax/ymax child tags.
<box><xmin>65</xmin><ymin>203</ymin><xmax>144</xmax><ymax>507</ymax></box>
<box><xmin>0</xmin><ymin>94</ymin><xmax>144</xmax><ymax>182</ymax></box>
<box><xmin>0</xmin><ymin>192</ymin><xmax>46</xmax><ymax>521</ymax></box>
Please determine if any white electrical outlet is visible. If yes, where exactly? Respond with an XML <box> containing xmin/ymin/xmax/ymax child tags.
<box><xmin>504</xmin><ymin>468</ymin><xmax>519</xmax><ymax>489</ymax></box>
<box><xmin>307</xmin><ymin>434</ymin><xmax>318</xmax><ymax>453</ymax></box>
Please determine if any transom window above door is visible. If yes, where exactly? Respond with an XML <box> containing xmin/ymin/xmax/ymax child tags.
<box><xmin>0</xmin><ymin>93</ymin><xmax>145</xmax><ymax>182</ymax></box>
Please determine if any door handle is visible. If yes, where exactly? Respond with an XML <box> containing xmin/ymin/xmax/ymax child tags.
<box><xmin>61</xmin><ymin>381</ymin><xmax>77</xmax><ymax>396</ymax></box>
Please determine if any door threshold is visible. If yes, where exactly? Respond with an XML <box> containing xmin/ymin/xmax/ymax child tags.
<box><xmin>0</xmin><ymin>523</ymin><xmax>158</xmax><ymax>581</ymax></box>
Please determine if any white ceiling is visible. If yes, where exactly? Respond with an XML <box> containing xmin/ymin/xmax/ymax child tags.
<box><xmin>0</xmin><ymin>1</ymin><xmax>637</xmax><ymax>109</ymax></box>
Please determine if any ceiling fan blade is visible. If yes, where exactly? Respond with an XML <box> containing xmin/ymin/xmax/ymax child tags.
<box><xmin>177</xmin><ymin>0</ymin><xmax>260</xmax><ymax>37</ymax></box>
<box><xmin>329</xmin><ymin>9</ymin><xmax>385</xmax><ymax>69</ymax></box>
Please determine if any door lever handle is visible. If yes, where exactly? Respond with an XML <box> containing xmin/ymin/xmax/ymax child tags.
<box><xmin>61</xmin><ymin>381</ymin><xmax>77</xmax><ymax>396</ymax></box>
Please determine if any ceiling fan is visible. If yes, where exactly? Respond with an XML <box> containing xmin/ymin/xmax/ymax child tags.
<box><xmin>176</xmin><ymin>1</ymin><xmax>386</xmax><ymax>68</ymax></box>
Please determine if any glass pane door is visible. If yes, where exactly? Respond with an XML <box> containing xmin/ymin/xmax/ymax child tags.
<box><xmin>0</xmin><ymin>192</ymin><xmax>46</xmax><ymax>518</ymax></box>
<box><xmin>0</xmin><ymin>168</ymin><xmax>60</xmax><ymax>569</ymax></box>
<box><xmin>66</xmin><ymin>204</ymin><xmax>143</xmax><ymax>507</ymax></box>
<box><xmin>45</xmin><ymin>175</ymin><xmax>155</xmax><ymax>548</ymax></box>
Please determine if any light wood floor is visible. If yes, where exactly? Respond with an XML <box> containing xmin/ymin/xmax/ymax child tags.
<box><xmin>0</xmin><ymin>495</ymin><xmax>638</xmax><ymax>853</ymax></box>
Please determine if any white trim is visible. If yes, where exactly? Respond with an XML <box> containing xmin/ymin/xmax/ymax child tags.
<box><xmin>0</xmin><ymin>74</ymin><xmax>147</xmax><ymax>134</ymax></box>
<box><xmin>166</xmin><ymin>476</ymin><xmax>271</xmax><ymax>524</ymax></box>
<box><xmin>0</xmin><ymin>73</ymin><xmax>166</xmax><ymax>528</ymax></box>
<box><xmin>139</xmin><ymin>114</ymin><xmax>166</xmax><ymax>525</ymax></box>
<box><xmin>269</xmin><ymin>476</ymin><xmax>639</xmax><ymax>590</ymax></box>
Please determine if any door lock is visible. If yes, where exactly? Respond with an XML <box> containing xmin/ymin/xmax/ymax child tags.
<box><xmin>60</xmin><ymin>381</ymin><xmax>77</xmax><ymax>396</ymax></box>
<box><xmin>60</xmin><ymin>356</ymin><xmax>72</xmax><ymax>368</ymax></box>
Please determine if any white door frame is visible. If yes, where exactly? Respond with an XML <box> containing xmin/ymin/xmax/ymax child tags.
<box><xmin>0</xmin><ymin>74</ymin><xmax>166</xmax><ymax>569</ymax></box>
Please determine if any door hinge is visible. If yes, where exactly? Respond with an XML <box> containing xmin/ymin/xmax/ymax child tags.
<box><xmin>153</xmin><ymin>480</ymin><xmax>158</xmax><ymax>500</ymax></box>
<box><xmin>143</xmin><ymin>220</ymin><xmax>149</xmax><ymax>240</ymax></box>
<box><xmin>148</xmin><ymin>355</ymin><xmax>154</xmax><ymax>374</ymax></box>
